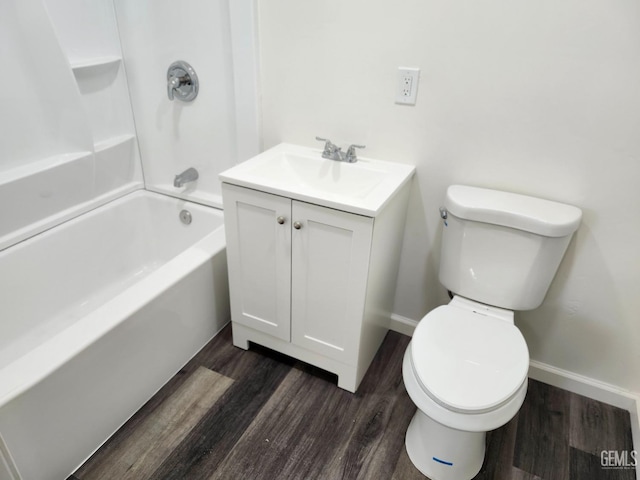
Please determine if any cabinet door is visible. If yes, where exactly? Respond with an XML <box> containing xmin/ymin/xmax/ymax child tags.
<box><xmin>291</xmin><ymin>201</ymin><xmax>374</xmax><ymax>364</ymax></box>
<box><xmin>222</xmin><ymin>184</ymin><xmax>291</xmax><ymax>341</ymax></box>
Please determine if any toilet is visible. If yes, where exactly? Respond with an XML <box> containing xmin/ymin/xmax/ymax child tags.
<box><xmin>403</xmin><ymin>185</ymin><xmax>582</xmax><ymax>480</ymax></box>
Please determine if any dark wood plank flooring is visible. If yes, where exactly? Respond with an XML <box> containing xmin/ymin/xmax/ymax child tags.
<box><xmin>72</xmin><ymin>325</ymin><xmax>636</xmax><ymax>480</ymax></box>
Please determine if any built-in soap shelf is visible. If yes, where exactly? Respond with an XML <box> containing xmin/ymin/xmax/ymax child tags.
<box><xmin>0</xmin><ymin>151</ymin><xmax>95</xmax><ymax>251</ymax></box>
<box><xmin>94</xmin><ymin>134</ymin><xmax>138</xmax><ymax>195</ymax></box>
<box><xmin>0</xmin><ymin>133</ymin><xmax>141</xmax><ymax>251</ymax></box>
<box><xmin>95</xmin><ymin>133</ymin><xmax>135</xmax><ymax>153</ymax></box>
<box><xmin>0</xmin><ymin>151</ymin><xmax>92</xmax><ymax>187</ymax></box>
<box><xmin>70</xmin><ymin>55</ymin><xmax>121</xmax><ymax>74</ymax></box>
<box><xmin>69</xmin><ymin>54</ymin><xmax>137</xmax><ymax>165</ymax></box>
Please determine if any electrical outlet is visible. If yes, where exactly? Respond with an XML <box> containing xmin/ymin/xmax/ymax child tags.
<box><xmin>396</xmin><ymin>67</ymin><xmax>420</xmax><ymax>105</ymax></box>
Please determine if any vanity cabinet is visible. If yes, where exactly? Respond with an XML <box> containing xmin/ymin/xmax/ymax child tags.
<box><xmin>222</xmin><ymin>181</ymin><xmax>411</xmax><ymax>392</ymax></box>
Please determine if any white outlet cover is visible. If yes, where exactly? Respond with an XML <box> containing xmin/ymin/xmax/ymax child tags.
<box><xmin>396</xmin><ymin>67</ymin><xmax>420</xmax><ymax>105</ymax></box>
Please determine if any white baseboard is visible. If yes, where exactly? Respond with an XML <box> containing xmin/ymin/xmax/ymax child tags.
<box><xmin>527</xmin><ymin>360</ymin><xmax>638</xmax><ymax>412</ymax></box>
<box><xmin>389</xmin><ymin>312</ymin><xmax>640</xmax><ymax>476</ymax></box>
<box><xmin>390</xmin><ymin>313</ymin><xmax>418</xmax><ymax>337</ymax></box>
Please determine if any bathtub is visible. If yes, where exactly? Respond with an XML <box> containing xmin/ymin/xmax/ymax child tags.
<box><xmin>0</xmin><ymin>190</ymin><xmax>230</xmax><ymax>480</ymax></box>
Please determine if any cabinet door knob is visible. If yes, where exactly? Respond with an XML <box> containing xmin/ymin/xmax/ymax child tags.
<box><xmin>293</xmin><ymin>221</ymin><xmax>302</xmax><ymax>230</ymax></box>
<box><xmin>277</xmin><ymin>216</ymin><xmax>286</xmax><ymax>225</ymax></box>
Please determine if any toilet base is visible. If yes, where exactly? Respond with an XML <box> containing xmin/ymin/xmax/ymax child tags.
<box><xmin>405</xmin><ymin>409</ymin><xmax>485</xmax><ymax>480</ymax></box>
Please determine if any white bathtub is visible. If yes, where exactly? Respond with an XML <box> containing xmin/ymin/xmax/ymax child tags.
<box><xmin>0</xmin><ymin>190</ymin><xmax>230</xmax><ymax>480</ymax></box>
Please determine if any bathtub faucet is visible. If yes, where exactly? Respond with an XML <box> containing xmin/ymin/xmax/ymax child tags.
<box><xmin>174</xmin><ymin>167</ymin><xmax>199</xmax><ymax>188</ymax></box>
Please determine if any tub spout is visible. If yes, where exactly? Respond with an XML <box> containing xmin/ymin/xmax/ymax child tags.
<box><xmin>174</xmin><ymin>167</ymin><xmax>199</xmax><ymax>188</ymax></box>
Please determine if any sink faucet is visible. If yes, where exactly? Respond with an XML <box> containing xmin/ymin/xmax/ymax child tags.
<box><xmin>316</xmin><ymin>137</ymin><xmax>365</xmax><ymax>163</ymax></box>
<box><xmin>174</xmin><ymin>167</ymin><xmax>199</xmax><ymax>187</ymax></box>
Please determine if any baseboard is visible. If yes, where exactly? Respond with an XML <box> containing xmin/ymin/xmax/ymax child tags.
<box><xmin>390</xmin><ymin>313</ymin><xmax>418</xmax><ymax>337</ymax></box>
<box><xmin>527</xmin><ymin>360</ymin><xmax>638</xmax><ymax>411</ymax></box>
<box><xmin>389</xmin><ymin>313</ymin><xmax>640</xmax><ymax>475</ymax></box>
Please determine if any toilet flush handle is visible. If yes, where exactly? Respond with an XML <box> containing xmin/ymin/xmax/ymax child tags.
<box><xmin>439</xmin><ymin>207</ymin><xmax>448</xmax><ymax>226</ymax></box>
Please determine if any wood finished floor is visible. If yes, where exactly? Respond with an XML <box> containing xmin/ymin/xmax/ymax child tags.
<box><xmin>71</xmin><ymin>325</ymin><xmax>635</xmax><ymax>480</ymax></box>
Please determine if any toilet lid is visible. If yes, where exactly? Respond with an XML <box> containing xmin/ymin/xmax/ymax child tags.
<box><xmin>411</xmin><ymin>305</ymin><xmax>529</xmax><ymax>413</ymax></box>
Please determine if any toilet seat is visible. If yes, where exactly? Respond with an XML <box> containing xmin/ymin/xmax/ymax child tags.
<box><xmin>411</xmin><ymin>304</ymin><xmax>529</xmax><ymax>414</ymax></box>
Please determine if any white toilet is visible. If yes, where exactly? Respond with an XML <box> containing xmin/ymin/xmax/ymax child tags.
<box><xmin>403</xmin><ymin>185</ymin><xmax>582</xmax><ymax>480</ymax></box>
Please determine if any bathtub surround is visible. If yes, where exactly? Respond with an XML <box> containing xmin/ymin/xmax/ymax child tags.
<box><xmin>72</xmin><ymin>326</ymin><xmax>635</xmax><ymax>480</ymax></box>
<box><xmin>257</xmin><ymin>0</ymin><xmax>640</xmax><ymax>419</ymax></box>
<box><xmin>0</xmin><ymin>0</ymin><xmax>142</xmax><ymax>251</ymax></box>
<box><xmin>113</xmin><ymin>0</ymin><xmax>260</xmax><ymax>209</ymax></box>
<box><xmin>1</xmin><ymin>0</ymin><xmax>259</xmax><ymax>253</ymax></box>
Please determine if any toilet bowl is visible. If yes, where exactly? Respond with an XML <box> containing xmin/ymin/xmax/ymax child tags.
<box><xmin>403</xmin><ymin>296</ymin><xmax>529</xmax><ymax>480</ymax></box>
<box><xmin>402</xmin><ymin>185</ymin><xmax>581</xmax><ymax>480</ymax></box>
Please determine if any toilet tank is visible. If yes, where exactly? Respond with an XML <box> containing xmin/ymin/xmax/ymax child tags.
<box><xmin>439</xmin><ymin>185</ymin><xmax>582</xmax><ymax>311</ymax></box>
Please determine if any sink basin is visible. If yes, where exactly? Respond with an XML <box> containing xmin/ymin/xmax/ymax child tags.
<box><xmin>219</xmin><ymin>143</ymin><xmax>415</xmax><ymax>216</ymax></box>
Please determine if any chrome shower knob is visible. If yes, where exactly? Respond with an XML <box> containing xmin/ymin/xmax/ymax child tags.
<box><xmin>167</xmin><ymin>60</ymin><xmax>199</xmax><ymax>102</ymax></box>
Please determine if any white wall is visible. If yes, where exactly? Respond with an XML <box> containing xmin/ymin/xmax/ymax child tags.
<box><xmin>257</xmin><ymin>0</ymin><xmax>640</xmax><ymax>394</ymax></box>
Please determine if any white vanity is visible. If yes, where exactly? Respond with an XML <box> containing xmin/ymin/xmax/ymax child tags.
<box><xmin>220</xmin><ymin>143</ymin><xmax>415</xmax><ymax>392</ymax></box>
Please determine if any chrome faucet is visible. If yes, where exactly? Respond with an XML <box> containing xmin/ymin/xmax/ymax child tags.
<box><xmin>174</xmin><ymin>167</ymin><xmax>199</xmax><ymax>187</ymax></box>
<box><xmin>345</xmin><ymin>143</ymin><xmax>365</xmax><ymax>163</ymax></box>
<box><xmin>315</xmin><ymin>137</ymin><xmax>365</xmax><ymax>163</ymax></box>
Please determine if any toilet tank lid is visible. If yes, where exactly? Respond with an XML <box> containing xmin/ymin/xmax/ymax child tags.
<box><xmin>445</xmin><ymin>185</ymin><xmax>582</xmax><ymax>237</ymax></box>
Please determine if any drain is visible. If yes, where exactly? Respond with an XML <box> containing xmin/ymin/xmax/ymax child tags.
<box><xmin>179</xmin><ymin>209</ymin><xmax>192</xmax><ymax>225</ymax></box>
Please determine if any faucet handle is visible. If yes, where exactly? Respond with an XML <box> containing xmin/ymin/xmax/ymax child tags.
<box><xmin>167</xmin><ymin>61</ymin><xmax>199</xmax><ymax>102</ymax></box>
<box><xmin>346</xmin><ymin>144</ymin><xmax>365</xmax><ymax>162</ymax></box>
<box><xmin>316</xmin><ymin>136</ymin><xmax>334</xmax><ymax>148</ymax></box>
<box><xmin>316</xmin><ymin>136</ymin><xmax>340</xmax><ymax>156</ymax></box>
<box><xmin>167</xmin><ymin>76</ymin><xmax>181</xmax><ymax>101</ymax></box>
